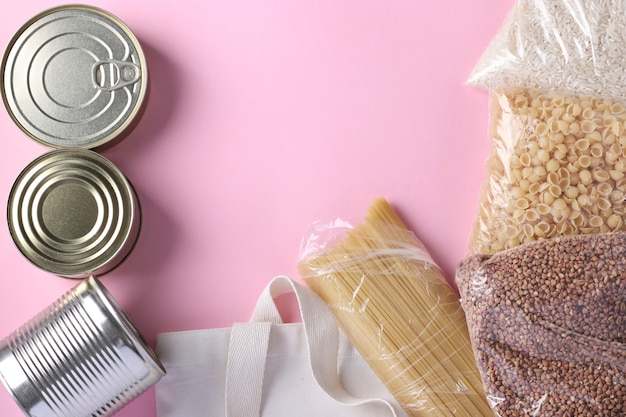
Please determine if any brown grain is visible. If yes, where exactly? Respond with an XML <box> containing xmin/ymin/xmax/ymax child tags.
<box><xmin>456</xmin><ymin>232</ymin><xmax>626</xmax><ymax>416</ymax></box>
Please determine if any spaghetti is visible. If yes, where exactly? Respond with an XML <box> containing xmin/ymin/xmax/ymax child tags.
<box><xmin>298</xmin><ymin>198</ymin><xmax>491</xmax><ymax>416</ymax></box>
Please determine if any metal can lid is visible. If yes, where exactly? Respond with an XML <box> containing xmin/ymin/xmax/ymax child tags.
<box><xmin>7</xmin><ymin>149</ymin><xmax>141</xmax><ymax>278</ymax></box>
<box><xmin>1</xmin><ymin>5</ymin><xmax>148</xmax><ymax>149</ymax></box>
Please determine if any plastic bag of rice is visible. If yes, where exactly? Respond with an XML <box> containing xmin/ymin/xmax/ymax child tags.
<box><xmin>468</xmin><ymin>0</ymin><xmax>626</xmax><ymax>100</ymax></box>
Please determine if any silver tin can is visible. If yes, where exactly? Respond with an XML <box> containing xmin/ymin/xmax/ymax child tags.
<box><xmin>7</xmin><ymin>149</ymin><xmax>141</xmax><ymax>278</ymax></box>
<box><xmin>0</xmin><ymin>276</ymin><xmax>165</xmax><ymax>416</ymax></box>
<box><xmin>1</xmin><ymin>5</ymin><xmax>148</xmax><ymax>149</ymax></box>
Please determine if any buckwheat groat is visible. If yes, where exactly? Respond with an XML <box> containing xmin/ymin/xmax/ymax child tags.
<box><xmin>471</xmin><ymin>87</ymin><xmax>626</xmax><ymax>254</ymax></box>
<box><xmin>457</xmin><ymin>232</ymin><xmax>626</xmax><ymax>416</ymax></box>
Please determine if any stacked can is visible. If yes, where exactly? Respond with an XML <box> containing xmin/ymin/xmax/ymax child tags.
<box><xmin>0</xmin><ymin>5</ymin><xmax>165</xmax><ymax>416</ymax></box>
<box><xmin>4</xmin><ymin>4</ymin><xmax>147</xmax><ymax>277</ymax></box>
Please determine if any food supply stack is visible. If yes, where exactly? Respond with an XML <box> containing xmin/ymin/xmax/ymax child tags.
<box><xmin>0</xmin><ymin>6</ymin><xmax>165</xmax><ymax>417</ymax></box>
<box><xmin>456</xmin><ymin>1</ymin><xmax>626</xmax><ymax>415</ymax></box>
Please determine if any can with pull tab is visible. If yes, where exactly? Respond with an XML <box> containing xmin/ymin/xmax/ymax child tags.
<box><xmin>1</xmin><ymin>5</ymin><xmax>148</xmax><ymax>149</ymax></box>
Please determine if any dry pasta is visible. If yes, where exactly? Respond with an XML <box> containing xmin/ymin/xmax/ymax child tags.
<box><xmin>298</xmin><ymin>198</ymin><xmax>492</xmax><ymax>416</ymax></box>
<box><xmin>470</xmin><ymin>87</ymin><xmax>626</xmax><ymax>255</ymax></box>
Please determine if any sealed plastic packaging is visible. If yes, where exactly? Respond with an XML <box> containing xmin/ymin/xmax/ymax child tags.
<box><xmin>461</xmin><ymin>1</ymin><xmax>626</xmax><ymax>415</ymax></box>
<box><xmin>467</xmin><ymin>0</ymin><xmax>626</xmax><ymax>101</ymax></box>
<box><xmin>467</xmin><ymin>0</ymin><xmax>626</xmax><ymax>254</ymax></box>
<box><xmin>470</xmin><ymin>87</ymin><xmax>626</xmax><ymax>254</ymax></box>
<box><xmin>456</xmin><ymin>233</ymin><xmax>626</xmax><ymax>416</ymax></box>
<box><xmin>298</xmin><ymin>198</ymin><xmax>492</xmax><ymax>416</ymax></box>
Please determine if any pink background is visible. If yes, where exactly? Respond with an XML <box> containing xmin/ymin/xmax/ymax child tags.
<box><xmin>0</xmin><ymin>1</ymin><xmax>514</xmax><ymax>416</ymax></box>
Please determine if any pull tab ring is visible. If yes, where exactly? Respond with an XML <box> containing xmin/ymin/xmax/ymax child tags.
<box><xmin>92</xmin><ymin>60</ymin><xmax>141</xmax><ymax>92</ymax></box>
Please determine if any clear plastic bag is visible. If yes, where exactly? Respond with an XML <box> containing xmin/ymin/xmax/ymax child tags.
<box><xmin>467</xmin><ymin>1</ymin><xmax>626</xmax><ymax>255</ymax></box>
<box><xmin>298</xmin><ymin>198</ymin><xmax>492</xmax><ymax>416</ymax></box>
<box><xmin>456</xmin><ymin>232</ymin><xmax>626</xmax><ymax>416</ymax></box>
<box><xmin>469</xmin><ymin>87</ymin><xmax>626</xmax><ymax>255</ymax></box>
<box><xmin>461</xmin><ymin>2</ymin><xmax>626</xmax><ymax>415</ymax></box>
<box><xmin>467</xmin><ymin>0</ymin><xmax>626</xmax><ymax>101</ymax></box>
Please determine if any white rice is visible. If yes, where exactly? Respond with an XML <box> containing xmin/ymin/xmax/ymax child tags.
<box><xmin>468</xmin><ymin>0</ymin><xmax>626</xmax><ymax>101</ymax></box>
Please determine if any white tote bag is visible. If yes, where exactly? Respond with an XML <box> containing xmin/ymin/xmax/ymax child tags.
<box><xmin>155</xmin><ymin>276</ymin><xmax>407</xmax><ymax>417</ymax></box>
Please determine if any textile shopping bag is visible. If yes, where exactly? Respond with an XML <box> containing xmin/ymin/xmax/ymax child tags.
<box><xmin>155</xmin><ymin>276</ymin><xmax>407</xmax><ymax>417</ymax></box>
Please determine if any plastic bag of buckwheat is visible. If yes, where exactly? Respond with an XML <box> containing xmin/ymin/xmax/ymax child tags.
<box><xmin>456</xmin><ymin>233</ymin><xmax>626</xmax><ymax>416</ymax></box>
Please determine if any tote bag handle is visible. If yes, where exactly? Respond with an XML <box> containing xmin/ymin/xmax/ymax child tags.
<box><xmin>225</xmin><ymin>275</ymin><xmax>399</xmax><ymax>417</ymax></box>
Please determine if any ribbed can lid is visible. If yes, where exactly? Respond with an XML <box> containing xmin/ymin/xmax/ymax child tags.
<box><xmin>1</xmin><ymin>5</ymin><xmax>148</xmax><ymax>149</ymax></box>
<box><xmin>7</xmin><ymin>149</ymin><xmax>141</xmax><ymax>278</ymax></box>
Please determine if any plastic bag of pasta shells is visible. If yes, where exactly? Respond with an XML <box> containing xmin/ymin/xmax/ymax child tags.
<box><xmin>456</xmin><ymin>232</ymin><xmax>626</xmax><ymax>417</ymax></box>
<box><xmin>469</xmin><ymin>87</ymin><xmax>626</xmax><ymax>255</ymax></box>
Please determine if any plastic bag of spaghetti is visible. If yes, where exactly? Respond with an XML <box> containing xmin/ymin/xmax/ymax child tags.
<box><xmin>467</xmin><ymin>0</ymin><xmax>626</xmax><ymax>100</ymax></box>
<box><xmin>297</xmin><ymin>198</ymin><xmax>492</xmax><ymax>417</ymax></box>
<box><xmin>456</xmin><ymin>232</ymin><xmax>626</xmax><ymax>416</ymax></box>
<box><xmin>469</xmin><ymin>87</ymin><xmax>626</xmax><ymax>254</ymax></box>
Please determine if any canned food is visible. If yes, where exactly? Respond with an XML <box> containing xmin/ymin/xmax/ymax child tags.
<box><xmin>1</xmin><ymin>5</ymin><xmax>148</xmax><ymax>149</ymax></box>
<box><xmin>0</xmin><ymin>276</ymin><xmax>165</xmax><ymax>417</ymax></box>
<box><xmin>7</xmin><ymin>149</ymin><xmax>141</xmax><ymax>278</ymax></box>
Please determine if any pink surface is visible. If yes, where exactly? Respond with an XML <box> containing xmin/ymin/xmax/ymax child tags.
<box><xmin>0</xmin><ymin>1</ymin><xmax>514</xmax><ymax>415</ymax></box>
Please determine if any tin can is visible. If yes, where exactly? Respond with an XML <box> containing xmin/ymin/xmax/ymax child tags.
<box><xmin>0</xmin><ymin>276</ymin><xmax>165</xmax><ymax>416</ymax></box>
<box><xmin>7</xmin><ymin>149</ymin><xmax>141</xmax><ymax>278</ymax></box>
<box><xmin>1</xmin><ymin>5</ymin><xmax>148</xmax><ymax>149</ymax></box>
